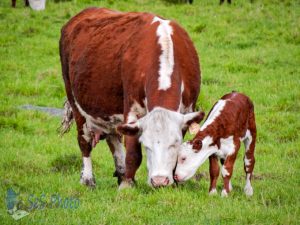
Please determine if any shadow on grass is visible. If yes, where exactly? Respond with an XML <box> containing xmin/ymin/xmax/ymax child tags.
<box><xmin>51</xmin><ymin>154</ymin><xmax>83</xmax><ymax>173</ymax></box>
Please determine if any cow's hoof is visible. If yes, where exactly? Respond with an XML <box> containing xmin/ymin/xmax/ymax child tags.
<box><xmin>209</xmin><ymin>188</ymin><xmax>218</xmax><ymax>196</ymax></box>
<box><xmin>80</xmin><ymin>176</ymin><xmax>96</xmax><ymax>188</ymax></box>
<box><xmin>113</xmin><ymin>171</ymin><xmax>125</xmax><ymax>185</ymax></box>
<box><xmin>244</xmin><ymin>185</ymin><xmax>253</xmax><ymax>197</ymax></box>
<box><xmin>221</xmin><ymin>189</ymin><xmax>228</xmax><ymax>197</ymax></box>
<box><xmin>118</xmin><ymin>179</ymin><xmax>134</xmax><ymax>190</ymax></box>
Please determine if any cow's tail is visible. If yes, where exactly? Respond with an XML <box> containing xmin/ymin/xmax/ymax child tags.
<box><xmin>58</xmin><ymin>100</ymin><xmax>74</xmax><ymax>136</ymax></box>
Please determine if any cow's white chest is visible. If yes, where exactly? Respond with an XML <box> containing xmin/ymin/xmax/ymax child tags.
<box><xmin>215</xmin><ymin>136</ymin><xmax>235</xmax><ymax>159</ymax></box>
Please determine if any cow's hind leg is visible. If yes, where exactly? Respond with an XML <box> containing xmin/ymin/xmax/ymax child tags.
<box><xmin>74</xmin><ymin>113</ymin><xmax>96</xmax><ymax>187</ymax></box>
<box><xmin>243</xmin><ymin>112</ymin><xmax>256</xmax><ymax>196</ymax></box>
<box><xmin>106</xmin><ymin>135</ymin><xmax>126</xmax><ymax>185</ymax></box>
<box><xmin>119</xmin><ymin>136</ymin><xmax>142</xmax><ymax>190</ymax></box>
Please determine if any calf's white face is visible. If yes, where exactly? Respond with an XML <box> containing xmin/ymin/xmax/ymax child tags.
<box><xmin>118</xmin><ymin>107</ymin><xmax>204</xmax><ymax>187</ymax></box>
<box><xmin>175</xmin><ymin>137</ymin><xmax>218</xmax><ymax>182</ymax></box>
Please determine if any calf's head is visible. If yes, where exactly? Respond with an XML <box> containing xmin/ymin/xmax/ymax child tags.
<box><xmin>118</xmin><ymin>107</ymin><xmax>204</xmax><ymax>187</ymax></box>
<box><xmin>174</xmin><ymin>136</ymin><xmax>218</xmax><ymax>183</ymax></box>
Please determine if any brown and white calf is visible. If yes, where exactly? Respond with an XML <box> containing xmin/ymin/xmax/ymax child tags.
<box><xmin>59</xmin><ymin>8</ymin><xmax>202</xmax><ymax>189</ymax></box>
<box><xmin>174</xmin><ymin>92</ymin><xmax>256</xmax><ymax>196</ymax></box>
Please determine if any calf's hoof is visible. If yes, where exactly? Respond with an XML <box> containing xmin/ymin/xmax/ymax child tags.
<box><xmin>221</xmin><ymin>189</ymin><xmax>229</xmax><ymax>197</ymax></box>
<box><xmin>244</xmin><ymin>185</ymin><xmax>253</xmax><ymax>197</ymax></box>
<box><xmin>118</xmin><ymin>179</ymin><xmax>135</xmax><ymax>190</ymax></box>
<box><xmin>209</xmin><ymin>188</ymin><xmax>218</xmax><ymax>196</ymax></box>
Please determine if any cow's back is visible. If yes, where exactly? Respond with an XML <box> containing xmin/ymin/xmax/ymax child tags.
<box><xmin>60</xmin><ymin>8</ymin><xmax>159</xmax><ymax>118</ymax></box>
<box><xmin>60</xmin><ymin>8</ymin><xmax>200</xmax><ymax>119</ymax></box>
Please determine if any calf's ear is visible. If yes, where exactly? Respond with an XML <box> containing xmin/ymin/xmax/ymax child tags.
<box><xmin>183</xmin><ymin>111</ymin><xmax>205</xmax><ymax>127</ymax></box>
<box><xmin>117</xmin><ymin>122</ymin><xmax>140</xmax><ymax>136</ymax></box>
<box><xmin>192</xmin><ymin>139</ymin><xmax>202</xmax><ymax>152</ymax></box>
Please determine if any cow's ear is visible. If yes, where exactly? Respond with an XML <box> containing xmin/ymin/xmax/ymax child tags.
<box><xmin>183</xmin><ymin>111</ymin><xmax>205</xmax><ymax>127</ymax></box>
<box><xmin>117</xmin><ymin>122</ymin><xmax>140</xmax><ymax>136</ymax></box>
<box><xmin>192</xmin><ymin>139</ymin><xmax>202</xmax><ymax>152</ymax></box>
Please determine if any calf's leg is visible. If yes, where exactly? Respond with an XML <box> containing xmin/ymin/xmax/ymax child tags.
<box><xmin>25</xmin><ymin>0</ymin><xmax>29</xmax><ymax>6</ymax></box>
<box><xmin>12</xmin><ymin>0</ymin><xmax>16</xmax><ymax>7</ymax></box>
<box><xmin>221</xmin><ymin>140</ymin><xmax>240</xmax><ymax>197</ymax></box>
<box><xmin>106</xmin><ymin>135</ymin><xmax>126</xmax><ymax>185</ymax></box>
<box><xmin>243</xmin><ymin>112</ymin><xmax>256</xmax><ymax>196</ymax></box>
<box><xmin>208</xmin><ymin>155</ymin><xmax>220</xmax><ymax>195</ymax></box>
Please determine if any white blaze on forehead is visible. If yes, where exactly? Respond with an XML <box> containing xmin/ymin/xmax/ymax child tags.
<box><xmin>140</xmin><ymin>107</ymin><xmax>183</xmax><ymax>183</ymax></box>
<box><xmin>200</xmin><ymin>100</ymin><xmax>226</xmax><ymax>131</ymax></box>
<box><xmin>152</xmin><ymin>16</ymin><xmax>174</xmax><ymax>91</ymax></box>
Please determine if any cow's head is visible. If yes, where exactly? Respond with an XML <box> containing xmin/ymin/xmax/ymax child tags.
<box><xmin>174</xmin><ymin>137</ymin><xmax>218</xmax><ymax>182</ymax></box>
<box><xmin>118</xmin><ymin>107</ymin><xmax>204</xmax><ymax>187</ymax></box>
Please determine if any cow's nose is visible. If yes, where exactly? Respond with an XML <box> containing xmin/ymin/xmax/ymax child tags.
<box><xmin>151</xmin><ymin>176</ymin><xmax>169</xmax><ymax>187</ymax></box>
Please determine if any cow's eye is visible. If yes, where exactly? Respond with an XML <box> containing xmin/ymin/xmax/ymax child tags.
<box><xmin>181</xmin><ymin>157</ymin><xmax>186</xmax><ymax>163</ymax></box>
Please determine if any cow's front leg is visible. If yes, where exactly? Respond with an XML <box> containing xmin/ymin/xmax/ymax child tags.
<box><xmin>106</xmin><ymin>135</ymin><xmax>126</xmax><ymax>185</ymax></box>
<box><xmin>78</xmin><ymin>134</ymin><xmax>96</xmax><ymax>187</ymax></box>
<box><xmin>208</xmin><ymin>155</ymin><xmax>219</xmax><ymax>195</ymax></box>
<box><xmin>119</xmin><ymin>136</ymin><xmax>142</xmax><ymax>190</ymax></box>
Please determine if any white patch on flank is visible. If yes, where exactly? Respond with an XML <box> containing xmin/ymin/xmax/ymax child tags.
<box><xmin>152</xmin><ymin>16</ymin><xmax>174</xmax><ymax>90</ymax></box>
<box><xmin>127</xmin><ymin>101</ymin><xmax>146</xmax><ymax>123</ymax></box>
<box><xmin>75</xmin><ymin>100</ymin><xmax>124</xmax><ymax>138</ymax></box>
<box><xmin>81</xmin><ymin>157</ymin><xmax>93</xmax><ymax>181</ymax></box>
<box><xmin>221</xmin><ymin>166</ymin><xmax>230</xmax><ymax>177</ymax></box>
<box><xmin>244</xmin><ymin>173</ymin><xmax>253</xmax><ymax>196</ymax></box>
<box><xmin>221</xmin><ymin>189</ymin><xmax>228</xmax><ymax>197</ymax></box>
<box><xmin>200</xmin><ymin>100</ymin><xmax>226</xmax><ymax>131</ymax></box>
<box><xmin>216</xmin><ymin>136</ymin><xmax>236</xmax><ymax>159</ymax></box>
<box><xmin>209</xmin><ymin>188</ymin><xmax>218</xmax><ymax>196</ymax></box>
<box><xmin>107</xmin><ymin>135</ymin><xmax>126</xmax><ymax>174</ymax></box>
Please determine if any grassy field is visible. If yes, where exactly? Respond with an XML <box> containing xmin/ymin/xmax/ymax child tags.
<box><xmin>0</xmin><ymin>0</ymin><xmax>299</xmax><ymax>224</ymax></box>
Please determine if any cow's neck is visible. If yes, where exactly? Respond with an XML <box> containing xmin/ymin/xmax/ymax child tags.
<box><xmin>145</xmin><ymin>72</ymin><xmax>182</xmax><ymax>112</ymax></box>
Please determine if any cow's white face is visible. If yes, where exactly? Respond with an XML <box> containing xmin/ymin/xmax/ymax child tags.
<box><xmin>175</xmin><ymin>137</ymin><xmax>218</xmax><ymax>182</ymax></box>
<box><xmin>118</xmin><ymin>107</ymin><xmax>204</xmax><ymax>187</ymax></box>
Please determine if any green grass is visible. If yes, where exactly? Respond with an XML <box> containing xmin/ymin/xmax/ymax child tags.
<box><xmin>0</xmin><ymin>0</ymin><xmax>300</xmax><ymax>224</ymax></box>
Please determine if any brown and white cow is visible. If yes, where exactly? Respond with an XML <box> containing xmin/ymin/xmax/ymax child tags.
<box><xmin>174</xmin><ymin>92</ymin><xmax>256</xmax><ymax>196</ymax></box>
<box><xmin>59</xmin><ymin>8</ymin><xmax>202</xmax><ymax>188</ymax></box>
